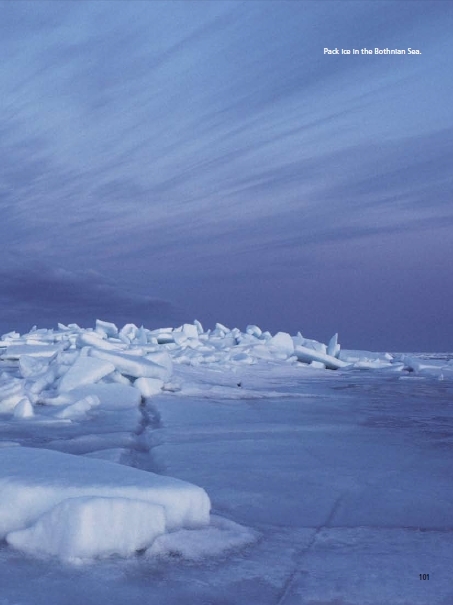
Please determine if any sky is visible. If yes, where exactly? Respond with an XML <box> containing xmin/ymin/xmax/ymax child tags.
<box><xmin>1</xmin><ymin>0</ymin><xmax>452</xmax><ymax>351</ymax></box>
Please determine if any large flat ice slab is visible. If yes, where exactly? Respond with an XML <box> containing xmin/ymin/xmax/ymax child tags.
<box><xmin>0</xmin><ymin>447</ymin><xmax>211</xmax><ymax>558</ymax></box>
<box><xmin>7</xmin><ymin>496</ymin><xmax>166</xmax><ymax>560</ymax></box>
<box><xmin>58</xmin><ymin>356</ymin><xmax>115</xmax><ymax>393</ymax></box>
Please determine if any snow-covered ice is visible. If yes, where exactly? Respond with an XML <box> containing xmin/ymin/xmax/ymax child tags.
<box><xmin>0</xmin><ymin>447</ymin><xmax>211</xmax><ymax>556</ymax></box>
<box><xmin>7</xmin><ymin>496</ymin><xmax>167</xmax><ymax>560</ymax></box>
<box><xmin>0</xmin><ymin>320</ymin><xmax>452</xmax><ymax>604</ymax></box>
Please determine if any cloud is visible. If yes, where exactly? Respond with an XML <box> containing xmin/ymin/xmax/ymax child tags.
<box><xmin>0</xmin><ymin>264</ymin><xmax>179</xmax><ymax>334</ymax></box>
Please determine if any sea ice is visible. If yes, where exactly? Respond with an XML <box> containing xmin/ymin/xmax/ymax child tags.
<box><xmin>0</xmin><ymin>447</ymin><xmax>211</xmax><ymax>559</ymax></box>
<box><xmin>89</xmin><ymin>349</ymin><xmax>170</xmax><ymax>380</ymax></box>
<box><xmin>294</xmin><ymin>344</ymin><xmax>348</xmax><ymax>369</ymax></box>
<box><xmin>147</xmin><ymin>515</ymin><xmax>256</xmax><ymax>561</ymax></box>
<box><xmin>134</xmin><ymin>377</ymin><xmax>164</xmax><ymax>398</ymax></box>
<box><xmin>268</xmin><ymin>332</ymin><xmax>294</xmax><ymax>357</ymax></box>
<box><xmin>13</xmin><ymin>397</ymin><xmax>34</xmax><ymax>419</ymax></box>
<box><xmin>57</xmin><ymin>356</ymin><xmax>115</xmax><ymax>393</ymax></box>
<box><xmin>7</xmin><ymin>496</ymin><xmax>166</xmax><ymax>560</ymax></box>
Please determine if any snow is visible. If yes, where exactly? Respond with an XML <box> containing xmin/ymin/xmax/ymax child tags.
<box><xmin>7</xmin><ymin>496</ymin><xmax>166</xmax><ymax>560</ymax></box>
<box><xmin>0</xmin><ymin>446</ymin><xmax>210</xmax><ymax>558</ymax></box>
<box><xmin>0</xmin><ymin>319</ymin><xmax>452</xmax><ymax>603</ymax></box>
<box><xmin>147</xmin><ymin>515</ymin><xmax>256</xmax><ymax>561</ymax></box>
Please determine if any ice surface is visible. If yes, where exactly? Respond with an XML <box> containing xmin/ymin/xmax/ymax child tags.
<box><xmin>147</xmin><ymin>515</ymin><xmax>256</xmax><ymax>561</ymax></box>
<box><xmin>0</xmin><ymin>320</ymin><xmax>452</xmax><ymax>603</ymax></box>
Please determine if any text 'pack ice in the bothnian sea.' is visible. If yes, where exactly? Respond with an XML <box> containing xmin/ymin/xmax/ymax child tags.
<box><xmin>324</xmin><ymin>47</ymin><xmax>422</xmax><ymax>55</ymax></box>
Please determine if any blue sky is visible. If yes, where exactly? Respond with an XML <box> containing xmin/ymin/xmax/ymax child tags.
<box><xmin>1</xmin><ymin>0</ymin><xmax>452</xmax><ymax>351</ymax></box>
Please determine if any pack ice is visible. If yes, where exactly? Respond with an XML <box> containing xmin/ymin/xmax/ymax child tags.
<box><xmin>0</xmin><ymin>319</ymin><xmax>450</xmax><ymax>562</ymax></box>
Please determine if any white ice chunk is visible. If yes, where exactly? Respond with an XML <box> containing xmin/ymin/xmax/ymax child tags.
<box><xmin>295</xmin><ymin>336</ymin><xmax>327</xmax><ymax>353</ymax></box>
<box><xmin>269</xmin><ymin>332</ymin><xmax>295</xmax><ymax>357</ymax></box>
<box><xmin>294</xmin><ymin>345</ymin><xmax>349</xmax><ymax>370</ymax></box>
<box><xmin>399</xmin><ymin>355</ymin><xmax>452</xmax><ymax>378</ymax></box>
<box><xmin>181</xmin><ymin>324</ymin><xmax>199</xmax><ymax>339</ymax></box>
<box><xmin>89</xmin><ymin>349</ymin><xmax>171</xmax><ymax>381</ymax></box>
<box><xmin>134</xmin><ymin>326</ymin><xmax>149</xmax><ymax>345</ymax></box>
<box><xmin>1</xmin><ymin>331</ymin><xmax>21</xmax><ymax>340</ymax></box>
<box><xmin>18</xmin><ymin>355</ymin><xmax>48</xmax><ymax>378</ymax></box>
<box><xmin>76</xmin><ymin>332</ymin><xmax>124</xmax><ymax>351</ymax></box>
<box><xmin>0</xmin><ymin>447</ymin><xmax>211</xmax><ymax>542</ymax></box>
<box><xmin>310</xmin><ymin>361</ymin><xmax>326</xmax><ymax>369</ymax></box>
<box><xmin>153</xmin><ymin>331</ymin><xmax>175</xmax><ymax>344</ymax></box>
<box><xmin>45</xmin><ymin>383</ymin><xmax>141</xmax><ymax>410</ymax></box>
<box><xmin>2</xmin><ymin>344</ymin><xmax>64</xmax><ymax>360</ymax></box>
<box><xmin>145</xmin><ymin>351</ymin><xmax>172</xmax><ymax>379</ymax></box>
<box><xmin>214</xmin><ymin>322</ymin><xmax>230</xmax><ymax>335</ymax></box>
<box><xmin>134</xmin><ymin>377</ymin><xmax>164</xmax><ymax>398</ymax></box>
<box><xmin>7</xmin><ymin>496</ymin><xmax>166</xmax><ymax>560</ymax></box>
<box><xmin>172</xmin><ymin>332</ymin><xmax>188</xmax><ymax>345</ymax></box>
<box><xmin>248</xmin><ymin>344</ymin><xmax>274</xmax><ymax>360</ymax></box>
<box><xmin>172</xmin><ymin>327</ymin><xmax>200</xmax><ymax>346</ymax></box>
<box><xmin>327</xmin><ymin>333</ymin><xmax>341</xmax><ymax>358</ymax></box>
<box><xmin>0</xmin><ymin>379</ymin><xmax>25</xmax><ymax>413</ymax></box>
<box><xmin>95</xmin><ymin>319</ymin><xmax>119</xmax><ymax>338</ymax></box>
<box><xmin>103</xmin><ymin>370</ymin><xmax>132</xmax><ymax>385</ymax></box>
<box><xmin>58</xmin><ymin>356</ymin><xmax>115</xmax><ymax>393</ymax></box>
<box><xmin>339</xmin><ymin>350</ymin><xmax>393</xmax><ymax>363</ymax></box>
<box><xmin>55</xmin><ymin>395</ymin><xmax>101</xmax><ymax>419</ymax></box>
<box><xmin>13</xmin><ymin>397</ymin><xmax>34</xmax><ymax>419</ymax></box>
<box><xmin>119</xmin><ymin>323</ymin><xmax>139</xmax><ymax>342</ymax></box>
<box><xmin>193</xmin><ymin>319</ymin><xmax>204</xmax><ymax>335</ymax></box>
<box><xmin>246</xmin><ymin>325</ymin><xmax>262</xmax><ymax>338</ymax></box>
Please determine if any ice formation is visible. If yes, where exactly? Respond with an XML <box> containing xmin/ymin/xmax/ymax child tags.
<box><xmin>0</xmin><ymin>319</ymin><xmax>451</xmax><ymax>562</ymax></box>
<box><xmin>0</xmin><ymin>447</ymin><xmax>210</xmax><ymax>560</ymax></box>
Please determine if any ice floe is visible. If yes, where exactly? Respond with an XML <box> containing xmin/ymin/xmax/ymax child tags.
<box><xmin>0</xmin><ymin>447</ymin><xmax>210</xmax><ymax>560</ymax></box>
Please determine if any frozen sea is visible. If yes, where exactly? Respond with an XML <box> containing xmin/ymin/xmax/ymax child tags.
<box><xmin>1</xmin><ymin>347</ymin><xmax>452</xmax><ymax>605</ymax></box>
